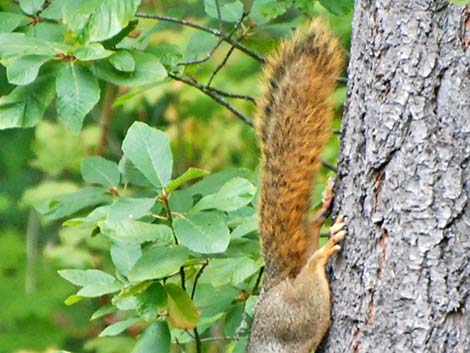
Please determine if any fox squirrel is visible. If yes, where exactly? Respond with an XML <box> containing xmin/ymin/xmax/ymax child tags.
<box><xmin>247</xmin><ymin>20</ymin><xmax>346</xmax><ymax>352</ymax></box>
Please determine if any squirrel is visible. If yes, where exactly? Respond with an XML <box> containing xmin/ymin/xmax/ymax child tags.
<box><xmin>247</xmin><ymin>20</ymin><xmax>347</xmax><ymax>353</ymax></box>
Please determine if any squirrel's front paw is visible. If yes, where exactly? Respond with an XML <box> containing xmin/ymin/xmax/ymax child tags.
<box><xmin>330</xmin><ymin>215</ymin><xmax>347</xmax><ymax>245</ymax></box>
<box><xmin>307</xmin><ymin>215</ymin><xmax>347</xmax><ymax>267</ymax></box>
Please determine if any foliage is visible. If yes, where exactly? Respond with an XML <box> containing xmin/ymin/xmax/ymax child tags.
<box><xmin>0</xmin><ymin>0</ymin><xmax>352</xmax><ymax>352</ymax></box>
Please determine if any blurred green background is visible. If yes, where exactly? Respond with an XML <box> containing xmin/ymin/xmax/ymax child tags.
<box><xmin>0</xmin><ymin>0</ymin><xmax>352</xmax><ymax>352</ymax></box>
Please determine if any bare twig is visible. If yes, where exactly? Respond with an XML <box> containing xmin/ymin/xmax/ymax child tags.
<box><xmin>207</xmin><ymin>15</ymin><xmax>252</xmax><ymax>86</ymax></box>
<box><xmin>200</xmin><ymin>336</ymin><xmax>233</xmax><ymax>342</ymax></box>
<box><xmin>168</xmin><ymin>72</ymin><xmax>254</xmax><ymax>127</ymax></box>
<box><xmin>214</xmin><ymin>0</ymin><xmax>223</xmax><ymax>33</ymax></box>
<box><xmin>207</xmin><ymin>86</ymin><xmax>256</xmax><ymax>103</ymax></box>
<box><xmin>252</xmin><ymin>266</ymin><xmax>264</xmax><ymax>295</ymax></box>
<box><xmin>194</xmin><ymin>327</ymin><xmax>202</xmax><ymax>353</ymax></box>
<box><xmin>191</xmin><ymin>260</ymin><xmax>209</xmax><ymax>299</ymax></box>
<box><xmin>177</xmin><ymin>11</ymin><xmax>247</xmax><ymax>66</ymax></box>
<box><xmin>135</xmin><ymin>12</ymin><xmax>265</xmax><ymax>62</ymax></box>
<box><xmin>178</xmin><ymin>37</ymin><xmax>226</xmax><ymax>66</ymax></box>
<box><xmin>322</xmin><ymin>161</ymin><xmax>338</xmax><ymax>173</ymax></box>
<box><xmin>207</xmin><ymin>44</ymin><xmax>237</xmax><ymax>86</ymax></box>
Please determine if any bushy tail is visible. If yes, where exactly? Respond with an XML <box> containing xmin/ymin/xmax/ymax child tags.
<box><xmin>257</xmin><ymin>20</ymin><xmax>344</xmax><ymax>285</ymax></box>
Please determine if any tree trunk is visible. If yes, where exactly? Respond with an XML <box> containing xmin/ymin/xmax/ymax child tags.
<box><xmin>323</xmin><ymin>1</ymin><xmax>470</xmax><ymax>352</ymax></box>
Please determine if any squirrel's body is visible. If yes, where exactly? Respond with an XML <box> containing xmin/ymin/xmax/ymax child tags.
<box><xmin>248</xmin><ymin>20</ymin><xmax>346</xmax><ymax>353</ymax></box>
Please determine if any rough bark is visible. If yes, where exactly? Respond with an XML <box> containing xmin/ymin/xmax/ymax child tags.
<box><xmin>323</xmin><ymin>1</ymin><xmax>470</xmax><ymax>352</ymax></box>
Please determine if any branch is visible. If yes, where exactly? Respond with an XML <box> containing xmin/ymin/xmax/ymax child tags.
<box><xmin>177</xmin><ymin>12</ymin><xmax>245</xmax><ymax>66</ymax></box>
<box><xmin>168</xmin><ymin>72</ymin><xmax>254</xmax><ymax>127</ymax></box>
<box><xmin>135</xmin><ymin>12</ymin><xmax>265</xmax><ymax>62</ymax></box>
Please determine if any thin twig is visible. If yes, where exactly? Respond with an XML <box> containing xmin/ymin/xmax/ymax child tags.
<box><xmin>208</xmin><ymin>14</ymin><xmax>252</xmax><ymax>86</ymax></box>
<box><xmin>178</xmin><ymin>36</ymin><xmax>225</xmax><ymax>66</ymax></box>
<box><xmin>194</xmin><ymin>327</ymin><xmax>202</xmax><ymax>353</ymax></box>
<box><xmin>161</xmin><ymin>189</ymin><xmax>186</xmax><ymax>290</ymax></box>
<box><xmin>177</xmin><ymin>11</ymin><xmax>247</xmax><ymax>66</ymax></box>
<box><xmin>200</xmin><ymin>336</ymin><xmax>233</xmax><ymax>342</ymax></box>
<box><xmin>168</xmin><ymin>72</ymin><xmax>254</xmax><ymax>127</ymax></box>
<box><xmin>191</xmin><ymin>260</ymin><xmax>209</xmax><ymax>299</ymax></box>
<box><xmin>207</xmin><ymin>86</ymin><xmax>256</xmax><ymax>103</ymax></box>
<box><xmin>207</xmin><ymin>44</ymin><xmax>236</xmax><ymax>86</ymax></box>
<box><xmin>214</xmin><ymin>0</ymin><xmax>223</xmax><ymax>33</ymax></box>
<box><xmin>135</xmin><ymin>12</ymin><xmax>265</xmax><ymax>62</ymax></box>
<box><xmin>322</xmin><ymin>161</ymin><xmax>338</xmax><ymax>173</ymax></box>
<box><xmin>252</xmin><ymin>266</ymin><xmax>264</xmax><ymax>295</ymax></box>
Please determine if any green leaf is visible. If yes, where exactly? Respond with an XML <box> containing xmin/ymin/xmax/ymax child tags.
<box><xmin>194</xmin><ymin>177</ymin><xmax>256</xmax><ymax>212</ymax></box>
<box><xmin>81</xmin><ymin>156</ymin><xmax>120</xmax><ymax>188</ymax></box>
<box><xmin>250</xmin><ymin>0</ymin><xmax>290</xmax><ymax>24</ymax></box>
<box><xmin>136</xmin><ymin>283</ymin><xmax>168</xmax><ymax>321</ymax></box>
<box><xmin>0</xmin><ymin>33</ymin><xmax>68</xmax><ymax>58</ymax></box>
<box><xmin>100</xmin><ymin>220</ymin><xmax>172</xmax><ymax>245</ymax></box>
<box><xmin>77</xmin><ymin>280</ymin><xmax>122</xmax><ymax>297</ymax></box>
<box><xmin>59</xmin><ymin>269</ymin><xmax>122</xmax><ymax>297</ymax></box>
<box><xmin>166</xmin><ymin>168</ymin><xmax>209</xmax><ymax>194</ymax></box>
<box><xmin>56</xmin><ymin>63</ymin><xmax>101</xmax><ymax>133</ymax></box>
<box><xmin>25</xmin><ymin>21</ymin><xmax>66</xmax><ymax>41</ymax></box>
<box><xmin>122</xmin><ymin>122</ymin><xmax>173</xmax><ymax>188</ymax></box>
<box><xmin>36</xmin><ymin>187</ymin><xmax>110</xmax><ymax>221</ymax></box>
<box><xmin>119</xmin><ymin>157</ymin><xmax>155</xmax><ymax>188</ymax></box>
<box><xmin>204</xmin><ymin>0</ymin><xmax>244</xmax><ymax>22</ymax></box>
<box><xmin>173</xmin><ymin>213</ymin><xmax>230</xmax><ymax>254</ymax></box>
<box><xmin>449</xmin><ymin>0</ymin><xmax>470</xmax><ymax>3</ymax></box>
<box><xmin>0</xmin><ymin>12</ymin><xmax>29</xmax><ymax>32</ymax></box>
<box><xmin>293</xmin><ymin>0</ymin><xmax>315</xmax><ymax>16</ymax></box>
<box><xmin>107</xmin><ymin>198</ymin><xmax>155</xmax><ymax>223</ymax></box>
<box><xmin>58</xmin><ymin>269</ymin><xmax>116</xmax><ymax>286</ymax></box>
<box><xmin>64</xmin><ymin>205</ymin><xmax>108</xmax><ymax>226</ymax></box>
<box><xmin>131</xmin><ymin>322</ymin><xmax>171</xmax><ymax>353</ymax></box>
<box><xmin>168</xmin><ymin>190</ymin><xmax>193</xmax><ymax>213</ymax></box>
<box><xmin>19</xmin><ymin>0</ymin><xmax>45</xmax><ymax>15</ymax></box>
<box><xmin>127</xmin><ymin>246</ymin><xmax>189</xmax><ymax>282</ymax></box>
<box><xmin>200</xmin><ymin>257</ymin><xmax>261</xmax><ymax>287</ymax></box>
<box><xmin>91</xmin><ymin>304</ymin><xmax>117</xmax><ymax>320</ymax></box>
<box><xmin>64</xmin><ymin>294</ymin><xmax>84</xmax><ymax>305</ymax></box>
<box><xmin>165</xmin><ymin>283</ymin><xmax>199</xmax><ymax>329</ymax></box>
<box><xmin>72</xmin><ymin>43</ymin><xmax>113</xmax><ymax>61</ymax></box>
<box><xmin>0</xmin><ymin>73</ymin><xmax>55</xmax><ymax>129</ymax></box>
<box><xmin>319</xmin><ymin>0</ymin><xmax>354</xmax><ymax>16</ymax></box>
<box><xmin>87</xmin><ymin>0</ymin><xmax>142</xmax><ymax>42</ymax></box>
<box><xmin>109</xmin><ymin>50</ymin><xmax>135</xmax><ymax>72</ymax></box>
<box><xmin>92</xmin><ymin>52</ymin><xmax>167</xmax><ymax>86</ymax></box>
<box><xmin>230</xmin><ymin>215</ymin><xmax>258</xmax><ymax>238</ymax></box>
<box><xmin>188</xmin><ymin>169</ymin><xmax>252</xmax><ymax>196</ymax></box>
<box><xmin>111</xmin><ymin>242</ymin><xmax>142</xmax><ymax>276</ymax></box>
<box><xmin>99</xmin><ymin>317</ymin><xmax>140</xmax><ymax>337</ymax></box>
